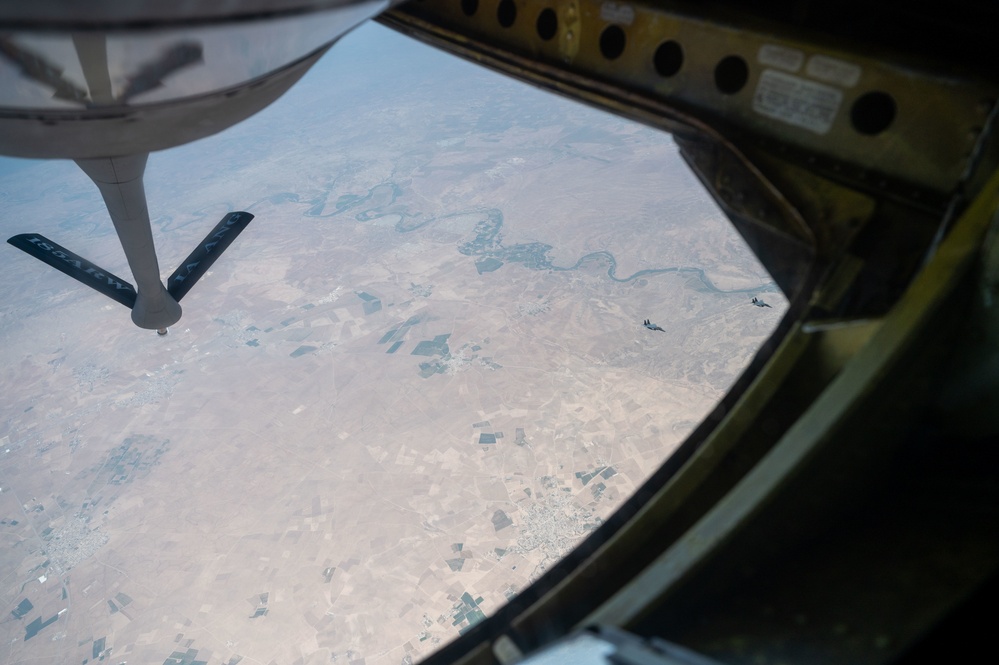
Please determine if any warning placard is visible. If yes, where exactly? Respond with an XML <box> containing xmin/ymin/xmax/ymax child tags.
<box><xmin>752</xmin><ymin>69</ymin><xmax>842</xmax><ymax>135</ymax></box>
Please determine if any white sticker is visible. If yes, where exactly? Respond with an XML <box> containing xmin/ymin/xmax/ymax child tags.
<box><xmin>806</xmin><ymin>55</ymin><xmax>862</xmax><ymax>87</ymax></box>
<box><xmin>753</xmin><ymin>69</ymin><xmax>843</xmax><ymax>135</ymax></box>
<box><xmin>758</xmin><ymin>44</ymin><xmax>804</xmax><ymax>73</ymax></box>
<box><xmin>600</xmin><ymin>2</ymin><xmax>635</xmax><ymax>25</ymax></box>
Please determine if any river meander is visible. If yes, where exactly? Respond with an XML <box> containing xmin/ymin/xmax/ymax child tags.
<box><xmin>249</xmin><ymin>180</ymin><xmax>777</xmax><ymax>295</ymax></box>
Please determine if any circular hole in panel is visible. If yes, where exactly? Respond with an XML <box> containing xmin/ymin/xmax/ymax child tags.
<box><xmin>653</xmin><ymin>40</ymin><xmax>683</xmax><ymax>77</ymax></box>
<box><xmin>714</xmin><ymin>55</ymin><xmax>749</xmax><ymax>94</ymax></box>
<box><xmin>460</xmin><ymin>0</ymin><xmax>478</xmax><ymax>17</ymax></box>
<box><xmin>536</xmin><ymin>8</ymin><xmax>557</xmax><ymax>41</ymax></box>
<box><xmin>599</xmin><ymin>25</ymin><xmax>626</xmax><ymax>60</ymax></box>
<box><xmin>851</xmin><ymin>91</ymin><xmax>896</xmax><ymax>135</ymax></box>
<box><xmin>497</xmin><ymin>0</ymin><xmax>516</xmax><ymax>28</ymax></box>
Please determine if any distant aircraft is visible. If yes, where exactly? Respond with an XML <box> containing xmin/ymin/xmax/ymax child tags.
<box><xmin>751</xmin><ymin>297</ymin><xmax>772</xmax><ymax>308</ymax></box>
<box><xmin>643</xmin><ymin>319</ymin><xmax>665</xmax><ymax>332</ymax></box>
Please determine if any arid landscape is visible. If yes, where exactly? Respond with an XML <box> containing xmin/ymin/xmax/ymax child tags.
<box><xmin>0</xmin><ymin>22</ymin><xmax>783</xmax><ymax>665</ymax></box>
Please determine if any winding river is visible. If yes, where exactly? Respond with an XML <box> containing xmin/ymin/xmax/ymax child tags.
<box><xmin>248</xmin><ymin>181</ymin><xmax>778</xmax><ymax>296</ymax></box>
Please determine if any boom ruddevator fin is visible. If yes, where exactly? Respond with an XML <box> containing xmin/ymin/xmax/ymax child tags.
<box><xmin>167</xmin><ymin>211</ymin><xmax>254</xmax><ymax>301</ymax></box>
<box><xmin>7</xmin><ymin>233</ymin><xmax>137</xmax><ymax>308</ymax></box>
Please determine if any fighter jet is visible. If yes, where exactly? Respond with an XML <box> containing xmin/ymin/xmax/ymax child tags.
<box><xmin>643</xmin><ymin>319</ymin><xmax>665</xmax><ymax>332</ymax></box>
<box><xmin>751</xmin><ymin>297</ymin><xmax>772</xmax><ymax>308</ymax></box>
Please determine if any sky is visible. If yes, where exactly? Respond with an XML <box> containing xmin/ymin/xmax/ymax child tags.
<box><xmin>0</xmin><ymin>20</ymin><xmax>413</xmax><ymax>174</ymax></box>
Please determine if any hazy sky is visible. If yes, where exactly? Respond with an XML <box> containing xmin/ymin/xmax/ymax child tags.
<box><xmin>0</xmin><ymin>21</ymin><xmax>418</xmax><ymax>174</ymax></box>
